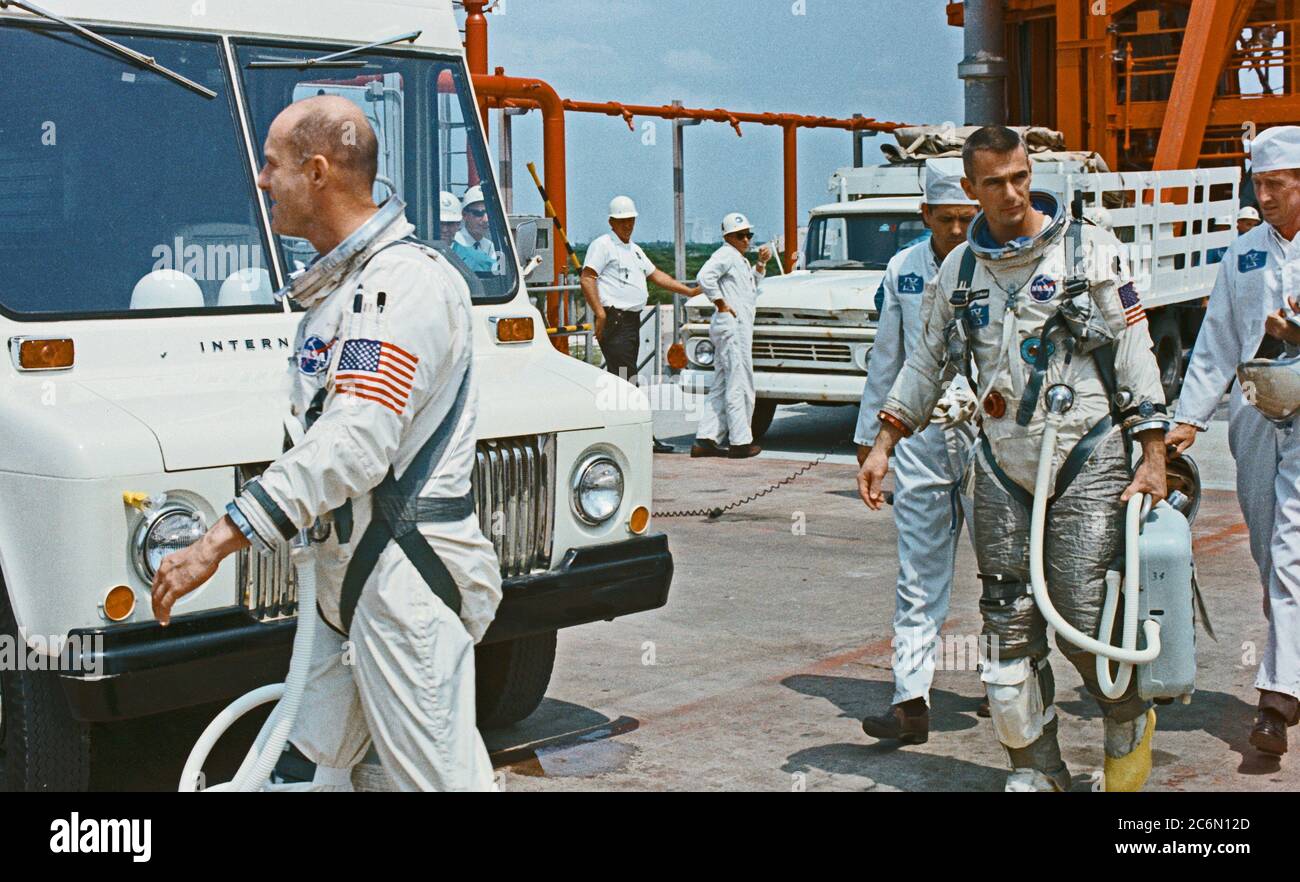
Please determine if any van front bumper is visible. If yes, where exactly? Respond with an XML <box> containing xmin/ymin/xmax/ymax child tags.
<box><xmin>58</xmin><ymin>534</ymin><xmax>673</xmax><ymax>722</ymax></box>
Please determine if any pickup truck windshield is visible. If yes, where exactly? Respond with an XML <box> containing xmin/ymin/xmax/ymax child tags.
<box><xmin>0</xmin><ymin>22</ymin><xmax>273</xmax><ymax>318</ymax></box>
<box><xmin>805</xmin><ymin>212</ymin><xmax>929</xmax><ymax>271</ymax></box>
<box><xmin>236</xmin><ymin>42</ymin><xmax>517</xmax><ymax>302</ymax></box>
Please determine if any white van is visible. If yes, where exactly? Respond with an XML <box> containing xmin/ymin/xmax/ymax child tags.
<box><xmin>0</xmin><ymin>0</ymin><xmax>672</xmax><ymax>790</ymax></box>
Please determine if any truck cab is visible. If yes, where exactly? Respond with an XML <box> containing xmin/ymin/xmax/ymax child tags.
<box><xmin>0</xmin><ymin>0</ymin><xmax>672</xmax><ymax>791</ymax></box>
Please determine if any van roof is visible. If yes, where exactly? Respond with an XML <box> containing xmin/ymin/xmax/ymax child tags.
<box><xmin>1</xmin><ymin>0</ymin><xmax>461</xmax><ymax>53</ymax></box>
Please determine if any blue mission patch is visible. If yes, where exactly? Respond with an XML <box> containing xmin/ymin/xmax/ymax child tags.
<box><xmin>897</xmin><ymin>272</ymin><xmax>924</xmax><ymax>294</ymax></box>
<box><xmin>967</xmin><ymin>302</ymin><xmax>990</xmax><ymax>328</ymax></box>
<box><xmin>874</xmin><ymin>284</ymin><xmax>885</xmax><ymax>314</ymax></box>
<box><xmin>299</xmin><ymin>335</ymin><xmax>333</xmax><ymax>375</ymax></box>
<box><xmin>1029</xmin><ymin>275</ymin><xmax>1057</xmax><ymax>302</ymax></box>
<box><xmin>1238</xmin><ymin>249</ymin><xmax>1268</xmax><ymax>273</ymax></box>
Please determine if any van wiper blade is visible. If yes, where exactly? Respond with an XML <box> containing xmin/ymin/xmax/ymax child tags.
<box><xmin>0</xmin><ymin>0</ymin><xmax>217</xmax><ymax>98</ymax></box>
<box><xmin>247</xmin><ymin>31</ymin><xmax>422</xmax><ymax>69</ymax></box>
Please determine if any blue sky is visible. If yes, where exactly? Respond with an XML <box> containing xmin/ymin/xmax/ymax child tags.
<box><xmin>466</xmin><ymin>0</ymin><xmax>964</xmax><ymax>243</ymax></box>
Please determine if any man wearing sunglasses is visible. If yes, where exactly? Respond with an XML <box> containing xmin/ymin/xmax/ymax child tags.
<box><xmin>692</xmin><ymin>212</ymin><xmax>771</xmax><ymax>459</ymax></box>
<box><xmin>452</xmin><ymin>185</ymin><xmax>500</xmax><ymax>274</ymax></box>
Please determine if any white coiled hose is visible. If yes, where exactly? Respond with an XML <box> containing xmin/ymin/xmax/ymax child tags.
<box><xmin>1029</xmin><ymin>411</ymin><xmax>1160</xmax><ymax>675</ymax></box>
<box><xmin>179</xmin><ymin>543</ymin><xmax>317</xmax><ymax>792</ymax></box>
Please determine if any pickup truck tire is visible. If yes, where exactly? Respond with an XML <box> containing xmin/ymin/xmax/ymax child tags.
<box><xmin>1150</xmin><ymin>311</ymin><xmax>1184</xmax><ymax>403</ymax></box>
<box><xmin>475</xmin><ymin>630</ymin><xmax>557</xmax><ymax>728</ymax></box>
<box><xmin>0</xmin><ymin>587</ymin><xmax>92</xmax><ymax>792</ymax></box>
<box><xmin>750</xmin><ymin>399</ymin><xmax>778</xmax><ymax>442</ymax></box>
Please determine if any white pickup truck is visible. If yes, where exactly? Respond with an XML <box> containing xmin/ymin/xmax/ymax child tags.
<box><xmin>680</xmin><ymin>156</ymin><xmax>1241</xmax><ymax>440</ymax></box>
<box><xmin>0</xmin><ymin>0</ymin><xmax>672</xmax><ymax>791</ymax></box>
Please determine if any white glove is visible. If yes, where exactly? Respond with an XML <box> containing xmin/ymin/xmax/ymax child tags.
<box><xmin>931</xmin><ymin>378</ymin><xmax>978</xmax><ymax>428</ymax></box>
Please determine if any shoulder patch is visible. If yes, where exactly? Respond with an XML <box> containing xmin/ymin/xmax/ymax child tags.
<box><xmin>874</xmin><ymin>283</ymin><xmax>885</xmax><ymax>314</ymax></box>
<box><xmin>897</xmin><ymin>272</ymin><xmax>924</xmax><ymax>295</ymax></box>
<box><xmin>1239</xmin><ymin>249</ymin><xmax>1268</xmax><ymax>273</ymax></box>
<box><xmin>299</xmin><ymin>335</ymin><xmax>334</xmax><ymax>376</ymax></box>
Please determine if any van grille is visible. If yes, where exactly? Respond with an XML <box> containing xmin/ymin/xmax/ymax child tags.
<box><xmin>234</xmin><ymin>435</ymin><xmax>556</xmax><ymax>621</ymax></box>
<box><xmin>473</xmin><ymin>434</ymin><xmax>556</xmax><ymax>579</ymax></box>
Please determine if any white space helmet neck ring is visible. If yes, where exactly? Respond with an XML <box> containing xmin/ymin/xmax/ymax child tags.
<box><xmin>278</xmin><ymin>195</ymin><xmax>408</xmax><ymax>306</ymax></box>
<box><xmin>967</xmin><ymin>190</ymin><xmax>1068</xmax><ymax>265</ymax></box>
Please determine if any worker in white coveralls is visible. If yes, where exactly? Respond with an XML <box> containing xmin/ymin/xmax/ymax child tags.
<box><xmin>150</xmin><ymin>96</ymin><xmax>501</xmax><ymax>791</ymax></box>
<box><xmin>856</xmin><ymin>158</ymin><xmax>981</xmax><ymax>744</ymax></box>
<box><xmin>1168</xmin><ymin>124</ymin><xmax>1300</xmax><ymax>758</ymax></box>
<box><xmin>691</xmin><ymin>212</ymin><xmax>771</xmax><ymax>459</ymax></box>
<box><xmin>859</xmin><ymin>127</ymin><xmax>1169</xmax><ymax>792</ymax></box>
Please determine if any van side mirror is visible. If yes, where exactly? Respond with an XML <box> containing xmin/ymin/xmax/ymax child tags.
<box><xmin>513</xmin><ymin>219</ymin><xmax>539</xmax><ymax>266</ymax></box>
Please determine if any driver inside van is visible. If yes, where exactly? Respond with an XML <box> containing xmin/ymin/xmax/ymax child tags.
<box><xmin>453</xmin><ymin>185</ymin><xmax>501</xmax><ymax>274</ymax></box>
<box><xmin>149</xmin><ymin>95</ymin><xmax>502</xmax><ymax>791</ymax></box>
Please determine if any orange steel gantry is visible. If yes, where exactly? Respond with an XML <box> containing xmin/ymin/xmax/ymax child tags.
<box><xmin>949</xmin><ymin>0</ymin><xmax>1300</xmax><ymax>171</ymax></box>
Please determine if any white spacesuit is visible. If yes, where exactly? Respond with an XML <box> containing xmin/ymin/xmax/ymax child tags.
<box><xmin>855</xmin><ymin>160</ymin><xmax>977</xmax><ymax>712</ymax></box>
<box><xmin>227</xmin><ymin>202</ymin><xmax>502</xmax><ymax>791</ymax></box>
<box><xmin>882</xmin><ymin>189</ymin><xmax>1169</xmax><ymax>790</ymax></box>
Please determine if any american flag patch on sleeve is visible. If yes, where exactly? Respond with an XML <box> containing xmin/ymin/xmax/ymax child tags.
<box><xmin>1118</xmin><ymin>282</ymin><xmax>1146</xmax><ymax>327</ymax></box>
<box><xmin>334</xmin><ymin>338</ymin><xmax>419</xmax><ymax>415</ymax></box>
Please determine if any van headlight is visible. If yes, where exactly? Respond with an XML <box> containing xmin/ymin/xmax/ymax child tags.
<box><xmin>571</xmin><ymin>454</ymin><xmax>624</xmax><ymax>525</ymax></box>
<box><xmin>133</xmin><ymin>502</ymin><xmax>207</xmax><ymax>581</ymax></box>
<box><xmin>690</xmin><ymin>338</ymin><xmax>715</xmax><ymax>367</ymax></box>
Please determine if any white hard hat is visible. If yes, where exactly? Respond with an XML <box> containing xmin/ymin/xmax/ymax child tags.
<box><xmin>440</xmin><ymin>190</ymin><xmax>463</xmax><ymax>223</ymax></box>
<box><xmin>721</xmin><ymin>212</ymin><xmax>752</xmax><ymax>236</ymax></box>
<box><xmin>1238</xmin><ymin>205</ymin><xmax>1261</xmax><ymax>222</ymax></box>
<box><xmin>609</xmin><ymin>195</ymin><xmax>638</xmax><ymax>219</ymax></box>
<box><xmin>463</xmin><ymin>185</ymin><xmax>485</xmax><ymax>207</ymax></box>
<box><xmin>130</xmin><ymin>269</ymin><xmax>203</xmax><ymax>310</ymax></box>
<box><xmin>217</xmin><ymin>268</ymin><xmax>274</xmax><ymax>307</ymax></box>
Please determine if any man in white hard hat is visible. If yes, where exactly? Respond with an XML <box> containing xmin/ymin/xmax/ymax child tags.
<box><xmin>439</xmin><ymin>190</ymin><xmax>463</xmax><ymax>242</ymax></box>
<box><xmin>856</xmin><ymin>158</ymin><xmax>981</xmax><ymax>744</ymax></box>
<box><xmin>691</xmin><ymin>212</ymin><xmax>771</xmax><ymax>459</ymax></box>
<box><xmin>1238</xmin><ymin>205</ymin><xmax>1262</xmax><ymax>236</ymax></box>
<box><xmin>1168</xmin><ymin>124</ymin><xmax>1300</xmax><ymax>757</ymax></box>
<box><xmin>581</xmin><ymin>195</ymin><xmax>699</xmax><ymax>453</ymax></box>
<box><xmin>453</xmin><ymin>184</ymin><xmax>500</xmax><ymax>274</ymax></box>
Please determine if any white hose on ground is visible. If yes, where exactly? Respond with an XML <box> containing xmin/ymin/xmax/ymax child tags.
<box><xmin>1029</xmin><ymin>415</ymin><xmax>1160</xmax><ymax>665</ymax></box>
<box><xmin>179</xmin><ymin>543</ymin><xmax>317</xmax><ymax>792</ymax></box>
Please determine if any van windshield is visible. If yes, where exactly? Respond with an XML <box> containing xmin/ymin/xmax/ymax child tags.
<box><xmin>805</xmin><ymin>213</ymin><xmax>929</xmax><ymax>271</ymax></box>
<box><xmin>0</xmin><ymin>22</ymin><xmax>274</xmax><ymax>318</ymax></box>
<box><xmin>235</xmin><ymin>42</ymin><xmax>517</xmax><ymax>302</ymax></box>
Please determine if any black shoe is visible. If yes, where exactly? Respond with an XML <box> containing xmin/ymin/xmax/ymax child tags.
<box><xmin>1251</xmin><ymin>708</ymin><xmax>1288</xmax><ymax>756</ymax></box>
<box><xmin>861</xmin><ymin>699</ymin><xmax>929</xmax><ymax>745</ymax></box>
<box><xmin>690</xmin><ymin>439</ymin><xmax>729</xmax><ymax>458</ymax></box>
<box><xmin>727</xmin><ymin>443</ymin><xmax>762</xmax><ymax>459</ymax></box>
<box><xmin>653</xmin><ymin>438</ymin><xmax>675</xmax><ymax>454</ymax></box>
<box><xmin>977</xmin><ymin>698</ymin><xmax>991</xmax><ymax>718</ymax></box>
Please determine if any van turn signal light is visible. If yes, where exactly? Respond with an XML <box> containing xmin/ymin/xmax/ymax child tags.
<box><xmin>495</xmin><ymin>317</ymin><xmax>534</xmax><ymax>343</ymax></box>
<box><xmin>103</xmin><ymin>585</ymin><xmax>136</xmax><ymax>622</ymax></box>
<box><xmin>14</xmin><ymin>337</ymin><xmax>74</xmax><ymax>370</ymax></box>
<box><xmin>629</xmin><ymin>505</ymin><xmax>650</xmax><ymax>534</ymax></box>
